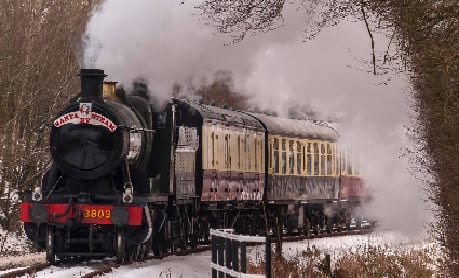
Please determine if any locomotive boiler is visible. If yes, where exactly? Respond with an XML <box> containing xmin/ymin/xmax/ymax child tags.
<box><xmin>20</xmin><ymin>68</ymin><xmax>371</xmax><ymax>264</ymax></box>
<box><xmin>21</xmin><ymin>69</ymin><xmax>154</xmax><ymax>263</ymax></box>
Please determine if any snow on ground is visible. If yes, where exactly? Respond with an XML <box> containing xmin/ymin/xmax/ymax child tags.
<box><xmin>244</xmin><ymin>230</ymin><xmax>437</xmax><ymax>267</ymax></box>
<box><xmin>0</xmin><ymin>226</ymin><xmax>42</xmax><ymax>273</ymax></box>
<box><xmin>17</xmin><ymin>263</ymin><xmax>99</xmax><ymax>278</ymax></box>
<box><xmin>109</xmin><ymin>253</ymin><xmax>213</xmax><ymax>278</ymax></box>
<box><xmin>282</xmin><ymin>230</ymin><xmax>434</xmax><ymax>259</ymax></box>
<box><xmin>104</xmin><ymin>231</ymin><xmax>435</xmax><ymax>278</ymax></box>
<box><xmin>0</xmin><ymin>252</ymin><xmax>45</xmax><ymax>273</ymax></box>
<box><xmin>0</xmin><ymin>227</ymin><xmax>30</xmax><ymax>255</ymax></box>
<box><xmin>0</xmin><ymin>231</ymin><xmax>436</xmax><ymax>277</ymax></box>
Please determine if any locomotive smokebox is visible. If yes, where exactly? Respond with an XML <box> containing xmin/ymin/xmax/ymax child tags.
<box><xmin>79</xmin><ymin>68</ymin><xmax>107</xmax><ymax>101</ymax></box>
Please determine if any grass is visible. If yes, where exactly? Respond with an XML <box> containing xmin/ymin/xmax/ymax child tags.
<box><xmin>247</xmin><ymin>241</ymin><xmax>447</xmax><ymax>277</ymax></box>
<box><xmin>334</xmin><ymin>246</ymin><xmax>435</xmax><ymax>277</ymax></box>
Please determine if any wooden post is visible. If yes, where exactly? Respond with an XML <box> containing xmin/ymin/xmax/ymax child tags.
<box><xmin>240</xmin><ymin>242</ymin><xmax>247</xmax><ymax>273</ymax></box>
<box><xmin>266</xmin><ymin>236</ymin><xmax>272</xmax><ymax>278</ymax></box>
<box><xmin>232</xmin><ymin>240</ymin><xmax>239</xmax><ymax>272</ymax></box>
<box><xmin>275</xmin><ymin>217</ymin><xmax>283</xmax><ymax>256</ymax></box>
<box><xmin>218</xmin><ymin>237</ymin><xmax>225</xmax><ymax>278</ymax></box>
<box><xmin>225</xmin><ymin>238</ymin><xmax>232</xmax><ymax>278</ymax></box>
<box><xmin>324</xmin><ymin>254</ymin><xmax>331</xmax><ymax>275</ymax></box>
<box><xmin>211</xmin><ymin>235</ymin><xmax>217</xmax><ymax>278</ymax></box>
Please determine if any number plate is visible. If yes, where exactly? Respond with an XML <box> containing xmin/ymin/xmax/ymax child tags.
<box><xmin>83</xmin><ymin>209</ymin><xmax>111</xmax><ymax>219</ymax></box>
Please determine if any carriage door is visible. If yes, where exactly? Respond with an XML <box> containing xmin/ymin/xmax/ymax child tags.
<box><xmin>175</xmin><ymin>126</ymin><xmax>199</xmax><ymax>196</ymax></box>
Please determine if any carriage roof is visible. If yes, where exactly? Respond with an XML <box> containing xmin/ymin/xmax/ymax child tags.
<box><xmin>176</xmin><ymin>100</ymin><xmax>263</xmax><ymax>129</ymax></box>
<box><xmin>249</xmin><ymin>112</ymin><xmax>338</xmax><ymax>141</ymax></box>
<box><xmin>174</xmin><ymin>99</ymin><xmax>338</xmax><ymax>140</ymax></box>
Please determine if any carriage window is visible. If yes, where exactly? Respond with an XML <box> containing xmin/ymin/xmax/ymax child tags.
<box><xmin>320</xmin><ymin>143</ymin><xmax>326</xmax><ymax>175</ymax></box>
<box><xmin>353</xmin><ymin>154</ymin><xmax>361</xmax><ymax>176</ymax></box>
<box><xmin>347</xmin><ymin>153</ymin><xmax>353</xmax><ymax>175</ymax></box>
<box><xmin>224</xmin><ymin>134</ymin><xmax>228</xmax><ymax>168</ymax></box>
<box><xmin>334</xmin><ymin>146</ymin><xmax>338</xmax><ymax>175</ymax></box>
<box><xmin>335</xmin><ymin>145</ymin><xmax>339</xmax><ymax>175</ymax></box>
<box><xmin>281</xmin><ymin>139</ymin><xmax>287</xmax><ymax>174</ymax></box>
<box><xmin>288</xmin><ymin>140</ymin><xmax>294</xmax><ymax>174</ymax></box>
<box><xmin>211</xmin><ymin>132</ymin><xmax>215</xmax><ymax>167</ymax></box>
<box><xmin>347</xmin><ymin>161</ymin><xmax>353</xmax><ymax>175</ymax></box>
<box><xmin>327</xmin><ymin>144</ymin><xmax>333</xmax><ymax>175</ymax></box>
<box><xmin>340</xmin><ymin>149</ymin><xmax>346</xmax><ymax>175</ymax></box>
<box><xmin>324</xmin><ymin>143</ymin><xmax>333</xmax><ymax>175</ymax></box>
<box><xmin>282</xmin><ymin>153</ymin><xmax>287</xmax><ymax>174</ymax></box>
<box><xmin>330</xmin><ymin>144</ymin><xmax>337</xmax><ymax>175</ymax></box>
<box><xmin>239</xmin><ymin>135</ymin><xmax>247</xmax><ymax>171</ymax></box>
<box><xmin>302</xmin><ymin>146</ymin><xmax>306</xmax><ymax>173</ymax></box>
<box><xmin>259</xmin><ymin>139</ymin><xmax>264</xmax><ymax>171</ymax></box>
<box><xmin>254</xmin><ymin>137</ymin><xmax>258</xmax><ymax>170</ymax></box>
<box><xmin>237</xmin><ymin>135</ymin><xmax>241</xmax><ymax>170</ymax></box>
<box><xmin>297</xmin><ymin>141</ymin><xmax>302</xmax><ymax>175</ymax></box>
<box><xmin>225</xmin><ymin>134</ymin><xmax>230</xmax><ymax>169</ymax></box>
<box><xmin>273</xmin><ymin>138</ymin><xmax>279</xmax><ymax>173</ymax></box>
<box><xmin>313</xmin><ymin>143</ymin><xmax>320</xmax><ymax>175</ymax></box>
<box><xmin>307</xmin><ymin>143</ymin><xmax>312</xmax><ymax>175</ymax></box>
<box><xmin>248</xmin><ymin>135</ymin><xmax>253</xmax><ymax>170</ymax></box>
<box><xmin>269</xmin><ymin>140</ymin><xmax>272</xmax><ymax>170</ymax></box>
<box><xmin>354</xmin><ymin>161</ymin><xmax>360</xmax><ymax>175</ymax></box>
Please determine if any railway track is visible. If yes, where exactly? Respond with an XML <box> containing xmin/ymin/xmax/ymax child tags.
<box><xmin>282</xmin><ymin>229</ymin><xmax>372</xmax><ymax>242</ymax></box>
<box><xmin>81</xmin><ymin>262</ymin><xmax>120</xmax><ymax>278</ymax></box>
<box><xmin>0</xmin><ymin>229</ymin><xmax>372</xmax><ymax>278</ymax></box>
<box><xmin>0</xmin><ymin>260</ymin><xmax>118</xmax><ymax>278</ymax></box>
<box><xmin>0</xmin><ymin>263</ymin><xmax>50</xmax><ymax>278</ymax></box>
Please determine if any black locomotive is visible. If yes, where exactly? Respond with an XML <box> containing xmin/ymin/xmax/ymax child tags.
<box><xmin>21</xmin><ymin>69</ymin><xmax>370</xmax><ymax>263</ymax></box>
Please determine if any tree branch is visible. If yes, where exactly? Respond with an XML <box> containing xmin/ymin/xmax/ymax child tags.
<box><xmin>361</xmin><ymin>0</ymin><xmax>377</xmax><ymax>75</ymax></box>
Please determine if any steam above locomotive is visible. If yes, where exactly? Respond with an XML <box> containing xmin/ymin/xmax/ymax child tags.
<box><xmin>20</xmin><ymin>69</ymin><xmax>371</xmax><ymax>264</ymax></box>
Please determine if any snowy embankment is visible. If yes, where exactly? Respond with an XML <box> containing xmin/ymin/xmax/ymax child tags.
<box><xmin>0</xmin><ymin>231</ymin><xmax>438</xmax><ymax>278</ymax></box>
<box><xmin>281</xmin><ymin>230</ymin><xmax>437</xmax><ymax>261</ymax></box>
<box><xmin>108</xmin><ymin>231</ymin><xmax>438</xmax><ymax>278</ymax></box>
<box><xmin>0</xmin><ymin>227</ymin><xmax>43</xmax><ymax>272</ymax></box>
<box><xmin>246</xmin><ymin>230</ymin><xmax>439</xmax><ymax>267</ymax></box>
<box><xmin>0</xmin><ymin>228</ymin><xmax>30</xmax><ymax>255</ymax></box>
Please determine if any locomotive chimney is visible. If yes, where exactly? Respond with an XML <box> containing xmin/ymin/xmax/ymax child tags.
<box><xmin>79</xmin><ymin>68</ymin><xmax>107</xmax><ymax>101</ymax></box>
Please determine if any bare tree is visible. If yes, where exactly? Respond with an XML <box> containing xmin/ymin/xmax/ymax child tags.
<box><xmin>0</xmin><ymin>0</ymin><xmax>99</xmax><ymax>234</ymax></box>
<box><xmin>186</xmin><ymin>71</ymin><xmax>250</xmax><ymax>110</ymax></box>
<box><xmin>198</xmin><ymin>0</ymin><xmax>459</xmax><ymax>274</ymax></box>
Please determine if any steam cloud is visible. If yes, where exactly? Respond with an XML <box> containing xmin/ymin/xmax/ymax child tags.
<box><xmin>83</xmin><ymin>0</ymin><xmax>433</xmax><ymax>234</ymax></box>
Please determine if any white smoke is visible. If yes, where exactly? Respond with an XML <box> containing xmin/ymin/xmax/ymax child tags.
<box><xmin>83</xmin><ymin>0</ymin><xmax>433</xmax><ymax>234</ymax></box>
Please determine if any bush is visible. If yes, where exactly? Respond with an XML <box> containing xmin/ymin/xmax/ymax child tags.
<box><xmin>249</xmin><ymin>243</ymin><xmax>444</xmax><ymax>277</ymax></box>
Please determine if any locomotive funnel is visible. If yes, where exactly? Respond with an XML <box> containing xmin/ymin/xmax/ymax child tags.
<box><xmin>79</xmin><ymin>68</ymin><xmax>107</xmax><ymax>100</ymax></box>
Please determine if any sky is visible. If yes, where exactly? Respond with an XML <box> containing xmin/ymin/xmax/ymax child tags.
<box><xmin>82</xmin><ymin>0</ymin><xmax>434</xmax><ymax>234</ymax></box>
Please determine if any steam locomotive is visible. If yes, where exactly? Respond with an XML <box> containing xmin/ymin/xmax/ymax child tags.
<box><xmin>20</xmin><ymin>69</ymin><xmax>370</xmax><ymax>264</ymax></box>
